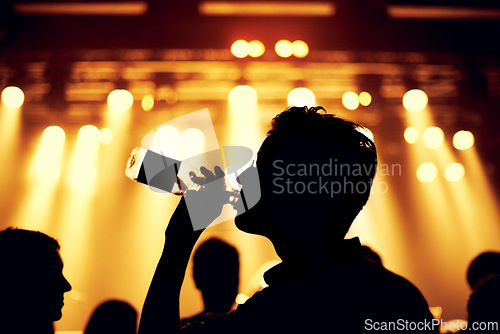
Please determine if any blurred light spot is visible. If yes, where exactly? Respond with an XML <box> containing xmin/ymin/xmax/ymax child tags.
<box><xmin>404</xmin><ymin>127</ymin><xmax>419</xmax><ymax>144</ymax></box>
<box><xmin>30</xmin><ymin>126</ymin><xmax>66</xmax><ymax>182</ymax></box>
<box><xmin>228</xmin><ymin>85</ymin><xmax>257</xmax><ymax>106</ymax></box>
<box><xmin>248</xmin><ymin>40</ymin><xmax>265</xmax><ymax>57</ymax></box>
<box><xmin>417</xmin><ymin>162</ymin><xmax>438</xmax><ymax>183</ymax></box>
<box><xmin>67</xmin><ymin>165</ymin><xmax>97</xmax><ymax>189</ymax></box>
<box><xmin>357</xmin><ymin>127</ymin><xmax>374</xmax><ymax>142</ymax></box>
<box><xmin>141</xmin><ymin>94</ymin><xmax>154</xmax><ymax>111</ymax></box>
<box><xmin>453</xmin><ymin>130</ymin><xmax>474</xmax><ymax>151</ymax></box>
<box><xmin>99</xmin><ymin>127</ymin><xmax>113</xmax><ymax>144</ymax></box>
<box><xmin>291</xmin><ymin>40</ymin><xmax>309</xmax><ymax>58</ymax></box>
<box><xmin>155</xmin><ymin>125</ymin><xmax>181</xmax><ymax>158</ymax></box>
<box><xmin>445</xmin><ymin>163</ymin><xmax>465</xmax><ymax>182</ymax></box>
<box><xmin>43</xmin><ymin>125</ymin><xmax>66</xmax><ymax>145</ymax></box>
<box><xmin>1</xmin><ymin>86</ymin><xmax>25</xmax><ymax>109</ymax></box>
<box><xmin>231</xmin><ymin>40</ymin><xmax>249</xmax><ymax>58</ymax></box>
<box><xmin>287</xmin><ymin>87</ymin><xmax>316</xmax><ymax>108</ymax></box>
<box><xmin>429</xmin><ymin>306</ymin><xmax>443</xmax><ymax>319</ymax></box>
<box><xmin>359</xmin><ymin>91</ymin><xmax>372</xmax><ymax>106</ymax></box>
<box><xmin>181</xmin><ymin>128</ymin><xmax>205</xmax><ymax>156</ymax></box>
<box><xmin>78</xmin><ymin>125</ymin><xmax>100</xmax><ymax>143</ymax></box>
<box><xmin>235</xmin><ymin>293</ymin><xmax>250</xmax><ymax>305</ymax></box>
<box><xmin>403</xmin><ymin>89</ymin><xmax>428</xmax><ymax>112</ymax></box>
<box><xmin>275</xmin><ymin>40</ymin><xmax>293</xmax><ymax>58</ymax></box>
<box><xmin>423</xmin><ymin>127</ymin><xmax>444</xmax><ymax>149</ymax></box>
<box><xmin>107</xmin><ymin>89</ymin><xmax>133</xmax><ymax>112</ymax></box>
<box><xmin>342</xmin><ymin>91</ymin><xmax>359</xmax><ymax>110</ymax></box>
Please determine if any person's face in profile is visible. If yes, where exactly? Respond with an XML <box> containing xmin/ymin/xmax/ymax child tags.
<box><xmin>26</xmin><ymin>249</ymin><xmax>72</xmax><ymax>322</ymax></box>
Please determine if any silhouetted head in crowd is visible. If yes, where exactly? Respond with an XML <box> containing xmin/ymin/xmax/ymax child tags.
<box><xmin>467</xmin><ymin>274</ymin><xmax>500</xmax><ymax>330</ymax></box>
<box><xmin>466</xmin><ymin>251</ymin><xmax>500</xmax><ymax>290</ymax></box>
<box><xmin>0</xmin><ymin>227</ymin><xmax>72</xmax><ymax>333</ymax></box>
<box><xmin>84</xmin><ymin>299</ymin><xmax>137</xmax><ymax>334</ymax></box>
<box><xmin>236</xmin><ymin>106</ymin><xmax>377</xmax><ymax>264</ymax></box>
<box><xmin>192</xmin><ymin>238</ymin><xmax>239</xmax><ymax>314</ymax></box>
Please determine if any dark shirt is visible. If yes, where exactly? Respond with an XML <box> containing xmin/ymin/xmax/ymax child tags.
<box><xmin>182</xmin><ymin>238</ymin><xmax>438</xmax><ymax>333</ymax></box>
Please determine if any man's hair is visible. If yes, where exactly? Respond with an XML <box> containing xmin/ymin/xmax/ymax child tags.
<box><xmin>258</xmin><ymin>106</ymin><xmax>377</xmax><ymax>209</ymax></box>
<box><xmin>0</xmin><ymin>228</ymin><xmax>60</xmax><ymax>282</ymax></box>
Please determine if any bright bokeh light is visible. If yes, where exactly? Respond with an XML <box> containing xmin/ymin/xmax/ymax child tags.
<box><xmin>100</xmin><ymin>127</ymin><xmax>113</xmax><ymax>144</ymax></box>
<box><xmin>342</xmin><ymin>91</ymin><xmax>359</xmax><ymax>110</ymax></box>
<box><xmin>181</xmin><ymin>128</ymin><xmax>205</xmax><ymax>156</ymax></box>
<box><xmin>231</xmin><ymin>40</ymin><xmax>249</xmax><ymax>58</ymax></box>
<box><xmin>155</xmin><ymin>125</ymin><xmax>181</xmax><ymax>158</ymax></box>
<box><xmin>248</xmin><ymin>40</ymin><xmax>265</xmax><ymax>57</ymax></box>
<box><xmin>359</xmin><ymin>91</ymin><xmax>372</xmax><ymax>106</ymax></box>
<box><xmin>402</xmin><ymin>89</ymin><xmax>428</xmax><ymax>112</ymax></box>
<box><xmin>275</xmin><ymin>40</ymin><xmax>293</xmax><ymax>58</ymax></box>
<box><xmin>423</xmin><ymin>126</ymin><xmax>444</xmax><ymax>149</ymax></box>
<box><xmin>287</xmin><ymin>87</ymin><xmax>316</xmax><ymax>108</ymax></box>
<box><xmin>235</xmin><ymin>293</ymin><xmax>250</xmax><ymax>305</ymax></box>
<box><xmin>416</xmin><ymin>162</ymin><xmax>438</xmax><ymax>183</ymax></box>
<box><xmin>357</xmin><ymin>127</ymin><xmax>374</xmax><ymax>142</ymax></box>
<box><xmin>404</xmin><ymin>127</ymin><xmax>419</xmax><ymax>144</ymax></box>
<box><xmin>291</xmin><ymin>40</ymin><xmax>309</xmax><ymax>58</ymax></box>
<box><xmin>141</xmin><ymin>94</ymin><xmax>154</xmax><ymax>111</ymax></box>
<box><xmin>445</xmin><ymin>163</ymin><xmax>465</xmax><ymax>182</ymax></box>
<box><xmin>78</xmin><ymin>124</ymin><xmax>100</xmax><ymax>143</ymax></box>
<box><xmin>228</xmin><ymin>85</ymin><xmax>258</xmax><ymax>106</ymax></box>
<box><xmin>453</xmin><ymin>130</ymin><xmax>475</xmax><ymax>151</ymax></box>
<box><xmin>107</xmin><ymin>89</ymin><xmax>134</xmax><ymax>112</ymax></box>
<box><xmin>1</xmin><ymin>86</ymin><xmax>25</xmax><ymax>109</ymax></box>
<box><xmin>30</xmin><ymin>126</ymin><xmax>66</xmax><ymax>182</ymax></box>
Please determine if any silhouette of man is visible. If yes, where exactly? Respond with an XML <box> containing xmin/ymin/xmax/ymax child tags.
<box><xmin>0</xmin><ymin>228</ymin><xmax>72</xmax><ymax>334</ymax></box>
<box><xmin>466</xmin><ymin>251</ymin><xmax>500</xmax><ymax>290</ymax></box>
<box><xmin>84</xmin><ymin>299</ymin><xmax>138</xmax><ymax>334</ymax></box>
<box><xmin>181</xmin><ymin>238</ymin><xmax>239</xmax><ymax>326</ymax></box>
<box><xmin>138</xmin><ymin>106</ymin><xmax>437</xmax><ymax>333</ymax></box>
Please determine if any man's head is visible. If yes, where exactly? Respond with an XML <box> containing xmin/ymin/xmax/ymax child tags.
<box><xmin>236</xmin><ymin>106</ymin><xmax>377</xmax><ymax>250</ymax></box>
<box><xmin>192</xmin><ymin>238</ymin><xmax>239</xmax><ymax>312</ymax></box>
<box><xmin>0</xmin><ymin>228</ymin><xmax>72</xmax><ymax>324</ymax></box>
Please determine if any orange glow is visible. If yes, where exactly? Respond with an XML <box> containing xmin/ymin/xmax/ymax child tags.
<box><xmin>107</xmin><ymin>89</ymin><xmax>134</xmax><ymax>112</ymax></box>
<box><xmin>416</xmin><ymin>162</ymin><xmax>438</xmax><ymax>183</ymax></box>
<box><xmin>422</xmin><ymin>126</ymin><xmax>444</xmax><ymax>149</ymax></box>
<box><xmin>291</xmin><ymin>40</ymin><xmax>309</xmax><ymax>58</ymax></box>
<box><xmin>248</xmin><ymin>40</ymin><xmax>265</xmax><ymax>57</ymax></box>
<box><xmin>359</xmin><ymin>91</ymin><xmax>372</xmax><ymax>106</ymax></box>
<box><xmin>404</xmin><ymin>127</ymin><xmax>419</xmax><ymax>144</ymax></box>
<box><xmin>1</xmin><ymin>86</ymin><xmax>25</xmax><ymax>109</ymax></box>
<box><xmin>199</xmin><ymin>1</ymin><xmax>336</xmax><ymax>17</ymax></box>
<box><xmin>453</xmin><ymin>130</ymin><xmax>474</xmax><ymax>150</ymax></box>
<box><xmin>444</xmin><ymin>163</ymin><xmax>465</xmax><ymax>182</ymax></box>
<box><xmin>342</xmin><ymin>91</ymin><xmax>359</xmax><ymax>110</ymax></box>
<box><xmin>141</xmin><ymin>94</ymin><xmax>154</xmax><ymax>111</ymax></box>
<box><xmin>403</xmin><ymin>89</ymin><xmax>428</xmax><ymax>112</ymax></box>
<box><xmin>228</xmin><ymin>85</ymin><xmax>257</xmax><ymax>106</ymax></box>
<box><xmin>99</xmin><ymin>127</ymin><xmax>113</xmax><ymax>144</ymax></box>
<box><xmin>275</xmin><ymin>40</ymin><xmax>293</xmax><ymax>58</ymax></box>
<box><xmin>231</xmin><ymin>40</ymin><xmax>249</xmax><ymax>58</ymax></box>
<box><xmin>287</xmin><ymin>87</ymin><xmax>316</xmax><ymax>107</ymax></box>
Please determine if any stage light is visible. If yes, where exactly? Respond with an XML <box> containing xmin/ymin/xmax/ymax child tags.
<box><xmin>291</xmin><ymin>40</ymin><xmax>309</xmax><ymax>58</ymax></box>
<box><xmin>275</xmin><ymin>40</ymin><xmax>293</xmax><ymax>58</ymax></box>
<box><xmin>43</xmin><ymin>125</ymin><xmax>66</xmax><ymax>146</ymax></box>
<box><xmin>453</xmin><ymin>130</ymin><xmax>474</xmax><ymax>151</ymax></box>
<box><xmin>287</xmin><ymin>87</ymin><xmax>316</xmax><ymax>107</ymax></box>
<box><xmin>402</xmin><ymin>89</ymin><xmax>428</xmax><ymax>112</ymax></box>
<box><xmin>107</xmin><ymin>89</ymin><xmax>133</xmax><ymax>112</ymax></box>
<box><xmin>78</xmin><ymin>124</ymin><xmax>100</xmax><ymax>142</ymax></box>
<box><xmin>231</xmin><ymin>40</ymin><xmax>249</xmax><ymax>58</ymax></box>
<box><xmin>342</xmin><ymin>91</ymin><xmax>359</xmax><ymax>110</ymax></box>
<box><xmin>154</xmin><ymin>125</ymin><xmax>181</xmax><ymax>158</ymax></box>
<box><xmin>29</xmin><ymin>126</ymin><xmax>66</xmax><ymax>182</ymax></box>
<box><xmin>228</xmin><ymin>85</ymin><xmax>257</xmax><ymax>106</ymax></box>
<box><xmin>445</xmin><ymin>163</ymin><xmax>465</xmax><ymax>182</ymax></box>
<box><xmin>1</xmin><ymin>86</ymin><xmax>25</xmax><ymax>109</ymax></box>
<box><xmin>181</xmin><ymin>128</ymin><xmax>205</xmax><ymax>157</ymax></box>
<box><xmin>141</xmin><ymin>94</ymin><xmax>154</xmax><ymax>111</ymax></box>
<box><xmin>404</xmin><ymin>127</ymin><xmax>419</xmax><ymax>144</ymax></box>
<box><xmin>423</xmin><ymin>127</ymin><xmax>444</xmax><ymax>149</ymax></box>
<box><xmin>417</xmin><ymin>162</ymin><xmax>438</xmax><ymax>183</ymax></box>
<box><xmin>99</xmin><ymin>128</ymin><xmax>113</xmax><ymax>144</ymax></box>
<box><xmin>248</xmin><ymin>40</ymin><xmax>265</xmax><ymax>57</ymax></box>
<box><xmin>359</xmin><ymin>91</ymin><xmax>372</xmax><ymax>106</ymax></box>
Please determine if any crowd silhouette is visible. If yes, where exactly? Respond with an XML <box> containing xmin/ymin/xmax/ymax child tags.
<box><xmin>1</xmin><ymin>106</ymin><xmax>498</xmax><ymax>333</ymax></box>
